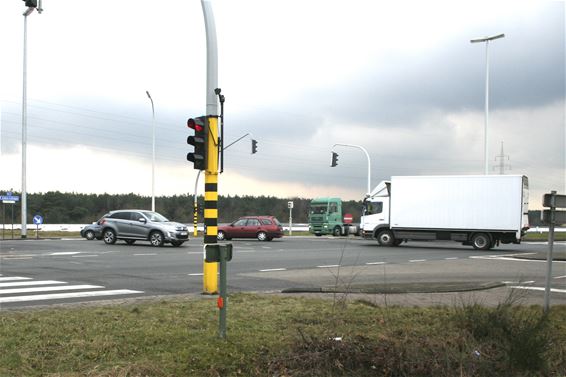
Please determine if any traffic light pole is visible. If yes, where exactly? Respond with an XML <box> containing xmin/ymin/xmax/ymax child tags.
<box><xmin>201</xmin><ymin>0</ymin><xmax>219</xmax><ymax>294</ymax></box>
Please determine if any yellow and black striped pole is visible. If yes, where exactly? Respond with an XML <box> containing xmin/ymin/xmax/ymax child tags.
<box><xmin>203</xmin><ymin>115</ymin><xmax>219</xmax><ymax>294</ymax></box>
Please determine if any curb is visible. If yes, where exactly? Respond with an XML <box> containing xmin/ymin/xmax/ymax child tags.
<box><xmin>281</xmin><ymin>281</ymin><xmax>506</xmax><ymax>294</ymax></box>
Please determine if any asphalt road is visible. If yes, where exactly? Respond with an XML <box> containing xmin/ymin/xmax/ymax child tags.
<box><xmin>1</xmin><ymin>236</ymin><xmax>565</xmax><ymax>309</ymax></box>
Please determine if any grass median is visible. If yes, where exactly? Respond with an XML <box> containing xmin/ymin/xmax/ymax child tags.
<box><xmin>1</xmin><ymin>294</ymin><xmax>565</xmax><ymax>376</ymax></box>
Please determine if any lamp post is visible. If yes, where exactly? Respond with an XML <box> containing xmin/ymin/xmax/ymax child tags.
<box><xmin>21</xmin><ymin>1</ymin><xmax>42</xmax><ymax>238</ymax></box>
<box><xmin>470</xmin><ymin>33</ymin><xmax>505</xmax><ymax>175</ymax></box>
<box><xmin>145</xmin><ymin>91</ymin><xmax>155</xmax><ymax>212</ymax></box>
<box><xmin>331</xmin><ymin>143</ymin><xmax>371</xmax><ymax>196</ymax></box>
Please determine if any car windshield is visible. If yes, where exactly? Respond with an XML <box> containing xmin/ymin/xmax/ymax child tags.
<box><xmin>140</xmin><ymin>211</ymin><xmax>169</xmax><ymax>222</ymax></box>
<box><xmin>309</xmin><ymin>205</ymin><xmax>327</xmax><ymax>215</ymax></box>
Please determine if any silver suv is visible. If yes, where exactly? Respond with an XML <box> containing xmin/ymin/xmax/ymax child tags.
<box><xmin>100</xmin><ymin>210</ymin><xmax>189</xmax><ymax>247</ymax></box>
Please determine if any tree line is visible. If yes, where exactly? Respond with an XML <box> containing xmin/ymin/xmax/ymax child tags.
<box><xmin>1</xmin><ymin>190</ymin><xmax>546</xmax><ymax>226</ymax></box>
<box><xmin>0</xmin><ymin>191</ymin><xmax>364</xmax><ymax>225</ymax></box>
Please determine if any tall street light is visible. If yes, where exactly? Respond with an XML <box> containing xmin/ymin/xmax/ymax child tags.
<box><xmin>146</xmin><ymin>91</ymin><xmax>155</xmax><ymax>212</ymax></box>
<box><xmin>21</xmin><ymin>1</ymin><xmax>43</xmax><ymax>238</ymax></box>
<box><xmin>470</xmin><ymin>33</ymin><xmax>505</xmax><ymax>175</ymax></box>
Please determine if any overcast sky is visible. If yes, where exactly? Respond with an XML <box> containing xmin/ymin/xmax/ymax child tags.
<box><xmin>1</xmin><ymin>1</ymin><xmax>564</xmax><ymax>209</ymax></box>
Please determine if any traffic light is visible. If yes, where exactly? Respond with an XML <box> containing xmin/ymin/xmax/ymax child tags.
<box><xmin>187</xmin><ymin>116</ymin><xmax>207</xmax><ymax>170</ymax></box>
<box><xmin>23</xmin><ymin>0</ymin><xmax>37</xmax><ymax>7</ymax></box>
<box><xmin>251</xmin><ymin>139</ymin><xmax>258</xmax><ymax>154</ymax></box>
<box><xmin>331</xmin><ymin>152</ymin><xmax>339</xmax><ymax>167</ymax></box>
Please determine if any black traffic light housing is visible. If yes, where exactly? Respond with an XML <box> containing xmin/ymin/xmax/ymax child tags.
<box><xmin>251</xmin><ymin>139</ymin><xmax>258</xmax><ymax>154</ymax></box>
<box><xmin>187</xmin><ymin>116</ymin><xmax>208</xmax><ymax>170</ymax></box>
<box><xmin>23</xmin><ymin>0</ymin><xmax>37</xmax><ymax>7</ymax></box>
<box><xmin>331</xmin><ymin>152</ymin><xmax>339</xmax><ymax>167</ymax></box>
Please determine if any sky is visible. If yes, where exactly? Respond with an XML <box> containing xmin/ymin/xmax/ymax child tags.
<box><xmin>0</xmin><ymin>0</ymin><xmax>564</xmax><ymax>209</ymax></box>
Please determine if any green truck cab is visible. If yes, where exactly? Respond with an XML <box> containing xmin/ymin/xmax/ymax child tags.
<box><xmin>308</xmin><ymin>197</ymin><xmax>344</xmax><ymax>236</ymax></box>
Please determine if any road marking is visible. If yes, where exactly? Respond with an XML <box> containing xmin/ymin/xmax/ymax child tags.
<box><xmin>409</xmin><ymin>259</ymin><xmax>426</xmax><ymax>263</ymax></box>
<box><xmin>0</xmin><ymin>256</ymin><xmax>33</xmax><ymax>260</ymax></box>
<box><xmin>470</xmin><ymin>255</ymin><xmax>566</xmax><ymax>263</ymax></box>
<box><xmin>48</xmin><ymin>252</ymin><xmax>81</xmax><ymax>256</ymax></box>
<box><xmin>445</xmin><ymin>257</ymin><xmax>458</xmax><ymax>260</ymax></box>
<box><xmin>0</xmin><ymin>284</ymin><xmax>104</xmax><ymax>295</ymax></box>
<box><xmin>510</xmin><ymin>286</ymin><xmax>566</xmax><ymax>294</ymax></box>
<box><xmin>0</xmin><ymin>277</ymin><xmax>32</xmax><ymax>282</ymax></box>
<box><xmin>72</xmin><ymin>255</ymin><xmax>99</xmax><ymax>258</ymax></box>
<box><xmin>188</xmin><ymin>273</ymin><xmax>204</xmax><ymax>276</ymax></box>
<box><xmin>365</xmin><ymin>262</ymin><xmax>386</xmax><ymax>265</ymax></box>
<box><xmin>259</xmin><ymin>268</ymin><xmax>287</xmax><ymax>272</ymax></box>
<box><xmin>0</xmin><ymin>289</ymin><xmax>143</xmax><ymax>303</ymax></box>
<box><xmin>554</xmin><ymin>275</ymin><xmax>566</xmax><ymax>279</ymax></box>
<box><xmin>317</xmin><ymin>265</ymin><xmax>340</xmax><ymax>268</ymax></box>
<box><xmin>0</xmin><ymin>280</ymin><xmax>65</xmax><ymax>288</ymax></box>
<box><xmin>134</xmin><ymin>253</ymin><xmax>157</xmax><ymax>256</ymax></box>
<box><xmin>502</xmin><ymin>280</ymin><xmax>535</xmax><ymax>285</ymax></box>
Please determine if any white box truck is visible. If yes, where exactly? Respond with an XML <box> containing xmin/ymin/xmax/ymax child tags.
<box><xmin>361</xmin><ymin>175</ymin><xmax>529</xmax><ymax>250</ymax></box>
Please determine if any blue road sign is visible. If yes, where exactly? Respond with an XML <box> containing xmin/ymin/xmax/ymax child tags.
<box><xmin>0</xmin><ymin>195</ymin><xmax>20</xmax><ymax>202</ymax></box>
<box><xmin>33</xmin><ymin>215</ymin><xmax>44</xmax><ymax>225</ymax></box>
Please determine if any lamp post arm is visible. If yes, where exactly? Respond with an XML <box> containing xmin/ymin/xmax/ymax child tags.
<box><xmin>332</xmin><ymin>143</ymin><xmax>371</xmax><ymax>195</ymax></box>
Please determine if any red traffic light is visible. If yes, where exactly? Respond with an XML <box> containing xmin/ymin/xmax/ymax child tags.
<box><xmin>187</xmin><ymin>118</ymin><xmax>204</xmax><ymax>132</ymax></box>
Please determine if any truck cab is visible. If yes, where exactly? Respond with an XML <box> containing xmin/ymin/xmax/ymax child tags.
<box><xmin>308</xmin><ymin>197</ymin><xmax>343</xmax><ymax>236</ymax></box>
<box><xmin>361</xmin><ymin>181</ymin><xmax>390</xmax><ymax>239</ymax></box>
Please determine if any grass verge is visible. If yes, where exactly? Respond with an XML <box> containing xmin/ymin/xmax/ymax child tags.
<box><xmin>1</xmin><ymin>294</ymin><xmax>565</xmax><ymax>376</ymax></box>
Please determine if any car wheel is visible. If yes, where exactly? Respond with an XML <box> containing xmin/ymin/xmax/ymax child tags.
<box><xmin>376</xmin><ymin>230</ymin><xmax>395</xmax><ymax>246</ymax></box>
<box><xmin>332</xmin><ymin>226</ymin><xmax>341</xmax><ymax>237</ymax></box>
<box><xmin>85</xmin><ymin>230</ymin><xmax>95</xmax><ymax>240</ymax></box>
<box><xmin>125</xmin><ymin>239</ymin><xmax>136</xmax><ymax>245</ymax></box>
<box><xmin>257</xmin><ymin>231</ymin><xmax>267</xmax><ymax>241</ymax></box>
<box><xmin>103</xmin><ymin>229</ymin><xmax>117</xmax><ymax>245</ymax></box>
<box><xmin>217</xmin><ymin>230</ymin><xmax>226</xmax><ymax>241</ymax></box>
<box><xmin>150</xmin><ymin>231</ymin><xmax>164</xmax><ymax>247</ymax></box>
<box><xmin>171</xmin><ymin>240</ymin><xmax>184</xmax><ymax>247</ymax></box>
<box><xmin>471</xmin><ymin>233</ymin><xmax>491</xmax><ymax>250</ymax></box>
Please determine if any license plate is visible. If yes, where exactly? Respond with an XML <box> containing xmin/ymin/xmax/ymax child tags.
<box><xmin>180</xmin><ymin>232</ymin><xmax>187</xmax><ymax>236</ymax></box>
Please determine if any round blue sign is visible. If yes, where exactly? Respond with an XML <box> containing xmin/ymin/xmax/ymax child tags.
<box><xmin>33</xmin><ymin>215</ymin><xmax>44</xmax><ymax>225</ymax></box>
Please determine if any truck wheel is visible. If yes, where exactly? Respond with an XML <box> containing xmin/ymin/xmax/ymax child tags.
<box><xmin>376</xmin><ymin>230</ymin><xmax>395</xmax><ymax>246</ymax></box>
<box><xmin>332</xmin><ymin>226</ymin><xmax>341</xmax><ymax>237</ymax></box>
<box><xmin>471</xmin><ymin>233</ymin><xmax>491</xmax><ymax>250</ymax></box>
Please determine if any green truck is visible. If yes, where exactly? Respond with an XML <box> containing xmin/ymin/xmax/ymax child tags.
<box><xmin>308</xmin><ymin>197</ymin><xmax>358</xmax><ymax>236</ymax></box>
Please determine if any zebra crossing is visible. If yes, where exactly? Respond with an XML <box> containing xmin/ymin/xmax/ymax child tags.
<box><xmin>0</xmin><ymin>274</ymin><xmax>143</xmax><ymax>305</ymax></box>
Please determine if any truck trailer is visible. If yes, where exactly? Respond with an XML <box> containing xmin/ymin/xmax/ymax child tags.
<box><xmin>361</xmin><ymin>175</ymin><xmax>529</xmax><ymax>250</ymax></box>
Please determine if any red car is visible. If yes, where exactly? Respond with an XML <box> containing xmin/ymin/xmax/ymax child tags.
<box><xmin>217</xmin><ymin>216</ymin><xmax>283</xmax><ymax>241</ymax></box>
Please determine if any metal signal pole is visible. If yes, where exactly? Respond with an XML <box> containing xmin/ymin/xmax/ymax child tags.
<box><xmin>201</xmin><ymin>0</ymin><xmax>219</xmax><ymax>294</ymax></box>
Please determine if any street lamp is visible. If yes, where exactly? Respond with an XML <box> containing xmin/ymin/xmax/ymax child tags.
<box><xmin>145</xmin><ymin>91</ymin><xmax>155</xmax><ymax>212</ymax></box>
<box><xmin>21</xmin><ymin>0</ymin><xmax>43</xmax><ymax>238</ymax></box>
<box><xmin>470</xmin><ymin>33</ymin><xmax>505</xmax><ymax>175</ymax></box>
<box><xmin>331</xmin><ymin>143</ymin><xmax>372</xmax><ymax>196</ymax></box>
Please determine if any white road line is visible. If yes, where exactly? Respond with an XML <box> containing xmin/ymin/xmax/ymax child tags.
<box><xmin>554</xmin><ymin>275</ymin><xmax>566</xmax><ymax>279</ymax></box>
<box><xmin>0</xmin><ymin>289</ymin><xmax>143</xmax><ymax>303</ymax></box>
<box><xmin>259</xmin><ymin>268</ymin><xmax>287</xmax><ymax>272</ymax></box>
<box><xmin>409</xmin><ymin>259</ymin><xmax>426</xmax><ymax>263</ymax></box>
<box><xmin>0</xmin><ymin>284</ymin><xmax>104</xmax><ymax>295</ymax></box>
<box><xmin>445</xmin><ymin>257</ymin><xmax>458</xmax><ymax>260</ymax></box>
<box><xmin>72</xmin><ymin>255</ymin><xmax>99</xmax><ymax>258</ymax></box>
<box><xmin>366</xmin><ymin>262</ymin><xmax>386</xmax><ymax>265</ymax></box>
<box><xmin>502</xmin><ymin>280</ymin><xmax>535</xmax><ymax>285</ymax></box>
<box><xmin>510</xmin><ymin>286</ymin><xmax>566</xmax><ymax>294</ymax></box>
<box><xmin>48</xmin><ymin>252</ymin><xmax>81</xmax><ymax>256</ymax></box>
<box><xmin>0</xmin><ymin>280</ymin><xmax>66</xmax><ymax>288</ymax></box>
<box><xmin>188</xmin><ymin>273</ymin><xmax>204</xmax><ymax>276</ymax></box>
<box><xmin>317</xmin><ymin>265</ymin><xmax>340</xmax><ymax>268</ymax></box>
<box><xmin>134</xmin><ymin>253</ymin><xmax>157</xmax><ymax>256</ymax></box>
<box><xmin>1</xmin><ymin>257</ymin><xmax>32</xmax><ymax>260</ymax></box>
<box><xmin>0</xmin><ymin>277</ymin><xmax>32</xmax><ymax>282</ymax></box>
